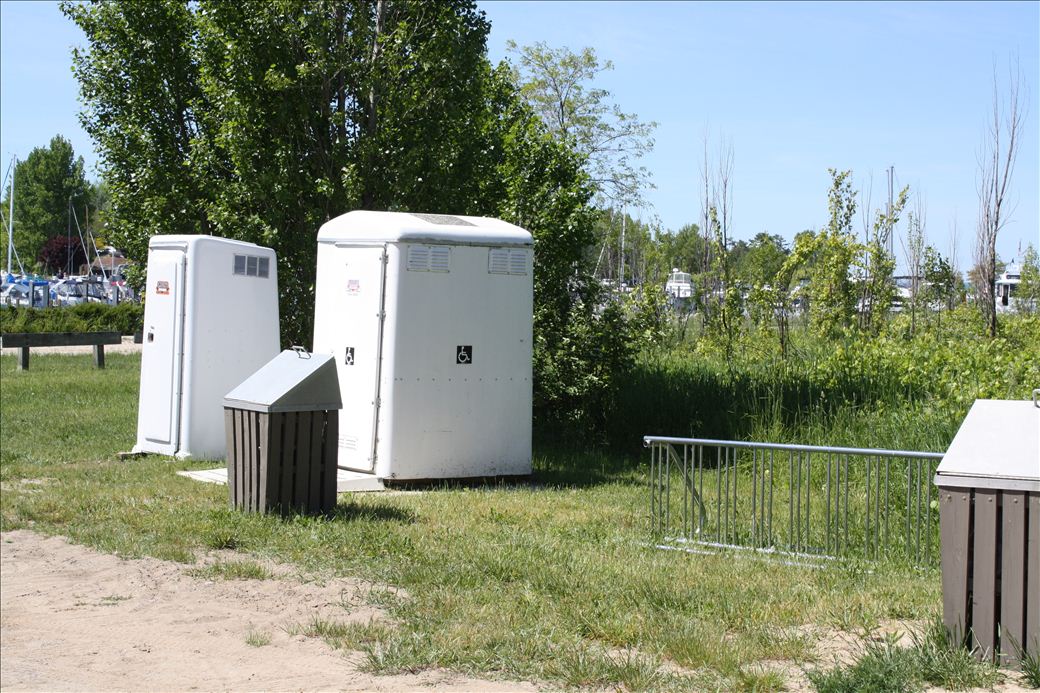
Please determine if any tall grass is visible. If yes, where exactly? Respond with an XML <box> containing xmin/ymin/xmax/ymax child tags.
<box><xmin>602</xmin><ymin>308</ymin><xmax>1039</xmax><ymax>453</ymax></box>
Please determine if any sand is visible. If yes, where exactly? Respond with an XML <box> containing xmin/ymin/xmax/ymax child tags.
<box><xmin>2</xmin><ymin>530</ymin><xmax>1030</xmax><ymax>692</ymax></box>
<box><xmin>0</xmin><ymin>530</ymin><xmax>536</xmax><ymax>692</ymax></box>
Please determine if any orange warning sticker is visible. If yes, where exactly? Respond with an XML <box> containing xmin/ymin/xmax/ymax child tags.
<box><xmin>156</xmin><ymin>280</ymin><xmax>170</xmax><ymax>295</ymax></box>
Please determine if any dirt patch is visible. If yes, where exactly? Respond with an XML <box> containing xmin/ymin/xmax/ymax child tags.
<box><xmin>0</xmin><ymin>530</ymin><xmax>537</xmax><ymax>692</ymax></box>
<box><xmin>0</xmin><ymin>478</ymin><xmax>56</xmax><ymax>494</ymax></box>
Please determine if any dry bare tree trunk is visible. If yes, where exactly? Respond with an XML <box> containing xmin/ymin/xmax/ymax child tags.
<box><xmin>715</xmin><ymin>137</ymin><xmax>734</xmax><ymax>252</ymax></box>
<box><xmin>700</xmin><ymin>132</ymin><xmax>712</xmax><ymax>325</ymax></box>
<box><xmin>975</xmin><ymin>59</ymin><xmax>1023</xmax><ymax>338</ymax></box>
<box><xmin>714</xmin><ymin>137</ymin><xmax>735</xmax><ymax>351</ymax></box>
<box><xmin>699</xmin><ymin>130</ymin><xmax>735</xmax><ymax>342</ymax></box>
<box><xmin>858</xmin><ymin>176</ymin><xmax>875</xmax><ymax>330</ymax></box>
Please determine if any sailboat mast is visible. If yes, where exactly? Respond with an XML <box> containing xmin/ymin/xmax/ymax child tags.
<box><xmin>6</xmin><ymin>156</ymin><xmax>15</xmax><ymax>276</ymax></box>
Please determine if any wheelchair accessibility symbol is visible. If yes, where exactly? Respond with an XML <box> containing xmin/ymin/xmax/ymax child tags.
<box><xmin>456</xmin><ymin>345</ymin><xmax>472</xmax><ymax>365</ymax></box>
<box><xmin>345</xmin><ymin>347</ymin><xmax>355</xmax><ymax>366</ymax></box>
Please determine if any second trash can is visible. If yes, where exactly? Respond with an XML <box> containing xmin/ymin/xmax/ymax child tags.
<box><xmin>223</xmin><ymin>347</ymin><xmax>342</xmax><ymax>515</ymax></box>
<box><xmin>934</xmin><ymin>398</ymin><xmax>1039</xmax><ymax>668</ymax></box>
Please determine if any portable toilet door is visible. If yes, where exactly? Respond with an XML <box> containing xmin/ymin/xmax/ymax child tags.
<box><xmin>313</xmin><ymin>241</ymin><xmax>388</xmax><ymax>473</ymax></box>
<box><xmin>136</xmin><ymin>240</ymin><xmax>188</xmax><ymax>456</ymax></box>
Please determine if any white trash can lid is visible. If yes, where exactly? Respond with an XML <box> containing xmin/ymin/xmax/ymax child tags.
<box><xmin>223</xmin><ymin>348</ymin><xmax>342</xmax><ymax>414</ymax></box>
<box><xmin>934</xmin><ymin>399</ymin><xmax>1039</xmax><ymax>492</ymax></box>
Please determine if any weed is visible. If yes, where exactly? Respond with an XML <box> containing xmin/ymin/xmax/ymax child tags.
<box><xmin>1021</xmin><ymin>649</ymin><xmax>1040</xmax><ymax>689</ymax></box>
<box><xmin>189</xmin><ymin>559</ymin><xmax>273</xmax><ymax>581</ymax></box>
<box><xmin>99</xmin><ymin>594</ymin><xmax>131</xmax><ymax>606</ymax></box>
<box><xmin>303</xmin><ymin>617</ymin><xmax>391</xmax><ymax>652</ymax></box>
<box><xmin>245</xmin><ymin>630</ymin><xmax>271</xmax><ymax>647</ymax></box>
<box><xmin>908</xmin><ymin>618</ymin><xmax>1000</xmax><ymax>689</ymax></box>
<box><xmin>205</xmin><ymin>531</ymin><xmax>240</xmax><ymax>551</ymax></box>
<box><xmin>736</xmin><ymin>665</ymin><xmax>786</xmax><ymax>692</ymax></box>
<box><xmin>806</xmin><ymin>618</ymin><xmax>1001</xmax><ymax>692</ymax></box>
<box><xmin>1008</xmin><ymin>633</ymin><xmax>1040</xmax><ymax>689</ymax></box>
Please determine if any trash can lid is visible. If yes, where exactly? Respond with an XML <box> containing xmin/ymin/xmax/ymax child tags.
<box><xmin>934</xmin><ymin>399</ymin><xmax>1039</xmax><ymax>492</ymax></box>
<box><xmin>223</xmin><ymin>348</ymin><xmax>342</xmax><ymax>413</ymax></box>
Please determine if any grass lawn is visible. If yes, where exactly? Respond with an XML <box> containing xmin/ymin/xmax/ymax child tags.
<box><xmin>1</xmin><ymin>353</ymin><xmax>958</xmax><ymax>690</ymax></box>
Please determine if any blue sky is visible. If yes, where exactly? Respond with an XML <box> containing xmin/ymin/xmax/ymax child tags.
<box><xmin>2</xmin><ymin>1</ymin><xmax>1037</xmax><ymax>271</ymax></box>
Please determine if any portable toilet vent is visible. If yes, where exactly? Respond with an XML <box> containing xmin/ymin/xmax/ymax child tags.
<box><xmin>313</xmin><ymin>210</ymin><xmax>533</xmax><ymax>482</ymax></box>
<box><xmin>133</xmin><ymin>235</ymin><xmax>280</xmax><ymax>459</ymax></box>
<box><xmin>934</xmin><ymin>398</ymin><xmax>1039</xmax><ymax>667</ymax></box>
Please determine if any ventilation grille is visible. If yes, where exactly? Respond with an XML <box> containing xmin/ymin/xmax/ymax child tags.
<box><xmin>488</xmin><ymin>248</ymin><xmax>528</xmax><ymax>276</ymax></box>
<box><xmin>407</xmin><ymin>245</ymin><xmax>451</xmax><ymax>273</ymax></box>
<box><xmin>406</xmin><ymin>245</ymin><xmax>429</xmax><ymax>271</ymax></box>
<box><xmin>233</xmin><ymin>254</ymin><xmax>270</xmax><ymax>278</ymax></box>
<box><xmin>411</xmin><ymin>212</ymin><xmax>474</xmax><ymax>227</ymax></box>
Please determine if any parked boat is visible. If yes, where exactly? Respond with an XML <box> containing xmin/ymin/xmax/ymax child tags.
<box><xmin>995</xmin><ymin>261</ymin><xmax>1022</xmax><ymax>313</ymax></box>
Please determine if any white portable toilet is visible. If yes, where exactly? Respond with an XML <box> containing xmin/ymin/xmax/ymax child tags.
<box><xmin>134</xmin><ymin>235</ymin><xmax>280</xmax><ymax>459</ymax></box>
<box><xmin>313</xmin><ymin>211</ymin><xmax>533</xmax><ymax>482</ymax></box>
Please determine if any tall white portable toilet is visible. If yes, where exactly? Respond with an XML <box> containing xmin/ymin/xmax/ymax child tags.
<box><xmin>313</xmin><ymin>211</ymin><xmax>533</xmax><ymax>482</ymax></box>
<box><xmin>134</xmin><ymin>235</ymin><xmax>280</xmax><ymax>459</ymax></box>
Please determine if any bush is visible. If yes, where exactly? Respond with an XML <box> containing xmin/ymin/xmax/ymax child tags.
<box><xmin>599</xmin><ymin>306</ymin><xmax>1040</xmax><ymax>453</ymax></box>
<box><xmin>0</xmin><ymin>302</ymin><xmax>143</xmax><ymax>335</ymax></box>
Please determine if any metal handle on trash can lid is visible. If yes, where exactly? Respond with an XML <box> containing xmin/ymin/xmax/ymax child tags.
<box><xmin>1033</xmin><ymin>389</ymin><xmax>1039</xmax><ymax>408</ymax></box>
<box><xmin>291</xmin><ymin>345</ymin><xmax>311</xmax><ymax>359</ymax></box>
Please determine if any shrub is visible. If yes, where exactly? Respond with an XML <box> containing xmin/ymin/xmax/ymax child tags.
<box><xmin>0</xmin><ymin>302</ymin><xmax>143</xmax><ymax>335</ymax></box>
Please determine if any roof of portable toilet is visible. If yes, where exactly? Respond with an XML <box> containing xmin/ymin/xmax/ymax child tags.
<box><xmin>223</xmin><ymin>349</ymin><xmax>342</xmax><ymax>414</ymax></box>
<box><xmin>317</xmin><ymin>211</ymin><xmax>532</xmax><ymax>247</ymax></box>
<box><xmin>149</xmin><ymin>234</ymin><xmax>272</xmax><ymax>251</ymax></box>
<box><xmin>934</xmin><ymin>399</ymin><xmax>1040</xmax><ymax>492</ymax></box>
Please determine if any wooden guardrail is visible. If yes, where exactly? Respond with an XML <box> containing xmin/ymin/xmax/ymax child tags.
<box><xmin>1</xmin><ymin>331</ymin><xmax>123</xmax><ymax>370</ymax></box>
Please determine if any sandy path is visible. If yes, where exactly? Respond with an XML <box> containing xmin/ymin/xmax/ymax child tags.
<box><xmin>0</xmin><ymin>530</ymin><xmax>537</xmax><ymax>692</ymax></box>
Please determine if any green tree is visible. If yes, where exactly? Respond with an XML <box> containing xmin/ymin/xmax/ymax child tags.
<box><xmin>901</xmin><ymin>204</ymin><xmax>924</xmax><ymax>335</ymax></box>
<box><xmin>858</xmin><ymin>187</ymin><xmax>908</xmax><ymax>334</ymax></box>
<box><xmin>590</xmin><ymin>208</ymin><xmax>658</xmax><ymax>288</ymax></box>
<box><xmin>922</xmin><ymin>245</ymin><xmax>955</xmax><ymax>328</ymax></box>
<box><xmin>655</xmin><ymin>223</ymin><xmax>704</xmax><ymax>278</ymax></box>
<box><xmin>700</xmin><ymin>206</ymin><xmax>743</xmax><ymax>354</ymax></box>
<box><xmin>66</xmin><ymin>0</ymin><xmax>500</xmax><ymax>340</ymax></box>
<box><xmin>733</xmin><ymin>232</ymin><xmax>788</xmax><ymax>286</ymax></box>
<box><xmin>507</xmin><ymin>41</ymin><xmax>656</xmax><ymax>207</ymax></box>
<box><xmin>66</xmin><ymin>0</ymin><xmax>210</xmax><ymax>260</ymax></box>
<box><xmin>1</xmin><ymin>136</ymin><xmax>93</xmax><ymax>270</ymax></box>
<box><xmin>748</xmin><ymin>244</ymin><xmax>800</xmax><ymax>359</ymax></box>
<box><xmin>1017</xmin><ymin>244</ymin><xmax>1040</xmax><ymax>314</ymax></box>
<box><xmin>782</xmin><ymin>170</ymin><xmax>860</xmax><ymax>340</ymax></box>
<box><xmin>67</xmin><ymin>0</ymin><xmax>626</xmax><ymax>429</ymax></box>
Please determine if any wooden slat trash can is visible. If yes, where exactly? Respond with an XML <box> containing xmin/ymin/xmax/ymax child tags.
<box><xmin>934</xmin><ymin>398</ymin><xmax>1039</xmax><ymax>669</ymax></box>
<box><xmin>223</xmin><ymin>347</ymin><xmax>342</xmax><ymax>515</ymax></box>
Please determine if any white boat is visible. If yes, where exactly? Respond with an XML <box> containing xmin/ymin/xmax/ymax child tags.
<box><xmin>665</xmin><ymin>269</ymin><xmax>693</xmax><ymax>299</ymax></box>
<box><xmin>995</xmin><ymin>261</ymin><xmax>1022</xmax><ymax>313</ymax></box>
